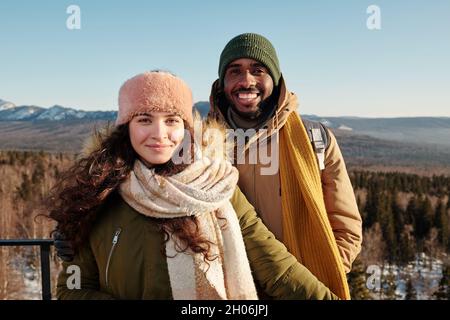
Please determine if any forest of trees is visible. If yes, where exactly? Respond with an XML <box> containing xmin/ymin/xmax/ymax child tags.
<box><xmin>348</xmin><ymin>171</ymin><xmax>449</xmax><ymax>300</ymax></box>
<box><xmin>0</xmin><ymin>150</ymin><xmax>73</xmax><ymax>299</ymax></box>
<box><xmin>0</xmin><ymin>151</ymin><xmax>449</xmax><ymax>299</ymax></box>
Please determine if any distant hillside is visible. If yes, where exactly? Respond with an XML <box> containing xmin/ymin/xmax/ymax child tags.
<box><xmin>303</xmin><ymin>114</ymin><xmax>450</xmax><ymax>148</ymax></box>
<box><xmin>0</xmin><ymin>120</ymin><xmax>108</xmax><ymax>152</ymax></box>
<box><xmin>4</xmin><ymin>97</ymin><xmax>447</xmax><ymax>148</ymax></box>
<box><xmin>1</xmin><ymin>98</ymin><xmax>449</xmax><ymax>174</ymax></box>
<box><xmin>332</xmin><ymin>129</ymin><xmax>450</xmax><ymax>175</ymax></box>
<box><xmin>196</xmin><ymin>102</ymin><xmax>450</xmax><ymax>148</ymax></box>
<box><xmin>0</xmin><ymin>120</ymin><xmax>449</xmax><ymax>175</ymax></box>
<box><xmin>0</xmin><ymin>102</ymin><xmax>209</xmax><ymax>152</ymax></box>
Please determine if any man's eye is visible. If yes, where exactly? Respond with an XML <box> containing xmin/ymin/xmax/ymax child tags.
<box><xmin>253</xmin><ymin>68</ymin><xmax>264</xmax><ymax>75</ymax></box>
<box><xmin>229</xmin><ymin>69</ymin><xmax>240</xmax><ymax>75</ymax></box>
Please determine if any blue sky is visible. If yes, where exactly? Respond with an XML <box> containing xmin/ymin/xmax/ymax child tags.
<box><xmin>1</xmin><ymin>0</ymin><xmax>449</xmax><ymax>117</ymax></box>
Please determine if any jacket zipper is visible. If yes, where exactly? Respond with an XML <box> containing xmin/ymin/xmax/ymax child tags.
<box><xmin>105</xmin><ymin>227</ymin><xmax>122</xmax><ymax>288</ymax></box>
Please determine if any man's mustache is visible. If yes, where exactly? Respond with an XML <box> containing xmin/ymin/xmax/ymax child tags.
<box><xmin>233</xmin><ymin>87</ymin><xmax>262</xmax><ymax>94</ymax></box>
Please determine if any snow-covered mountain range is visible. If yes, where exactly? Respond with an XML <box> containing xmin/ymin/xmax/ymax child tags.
<box><xmin>0</xmin><ymin>99</ymin><xmax>116</xmax><ymax>121</ymax></box>
<box><xmin>2</xmin><ymin>98</ymin><xmax>450</xmax><ymax>148</ymax></box>
<box><xmin>0</xmin><ymin>99</ymin><xmax>210</xmax><ymax>122</ymax></box>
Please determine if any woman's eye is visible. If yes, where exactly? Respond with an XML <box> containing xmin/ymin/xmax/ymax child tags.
<box><xmin>138</xmin><ymin>117</ymin><xmax>151</xmax><ymax>123</ymax></box>
<box><xmin>166</xmin><ymin>118</ymin><xmax>180</xmax><ymax>125</ymax></box>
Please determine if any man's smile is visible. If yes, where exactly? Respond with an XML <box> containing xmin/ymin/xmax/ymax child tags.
<box><xmin>233</xmin><ymin>90</ymin><xmax>261</xmax><ymax>108</ymax></box>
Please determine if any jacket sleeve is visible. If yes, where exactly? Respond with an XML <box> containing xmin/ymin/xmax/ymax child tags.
<box><xmin>231</xmin><ymin>186</ymin><xmax>339</xmax><ymax>300</ymax></box>
<box><xmin>322</xmin><ymin>129</ymin><xmax>363</xmax><ymax>273</ymax></box>
<box><xmin>56</xmin><ymin>242</ymin><xmax>115</xmax><ymax>300</ymax></box>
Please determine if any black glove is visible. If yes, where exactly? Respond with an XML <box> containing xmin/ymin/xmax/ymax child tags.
<box><xmin>53</xmin><ymin>231</ymin><xmax>75</xmax><ymax>262</ymax></box>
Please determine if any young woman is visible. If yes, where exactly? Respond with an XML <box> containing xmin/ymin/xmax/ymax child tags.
<box><xmin>48</xmin><ymin>71</ymin><xmax>338</xmax><ymax>300</ymax></box>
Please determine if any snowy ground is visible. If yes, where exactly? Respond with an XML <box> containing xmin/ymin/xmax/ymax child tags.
<box><xmin>370</xmin><ymin>253</ymin><xmax>447</xmax><ymax>300</ymax></box>
<box><xmin>1</xmin><ymin>247</ymin><xmax>59</xmax><ymax>300</ymax></box>
<box><xmin>2</xmin><ymin>250</ymin><xmax>447</xmax><ymax>300</ymax></box>
<box><xmin>2</xmin><ymin>255</ymin><xmax>41</xmax><ymax>300</ymax></box>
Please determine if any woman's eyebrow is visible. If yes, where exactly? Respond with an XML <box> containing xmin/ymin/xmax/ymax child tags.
<box><xmin>137</xmin><ymin>113</ymin><xmax>179</xmax><ymax>118</ymax></box>
<box><xmin>136</xmin><ymin>112</ymin><xmax>153</xmax><ymax>117</ymax></box>
<box><xmin>159</xmin><ymin>113</ymin><xmax>181</xmax><ymax>119</ymax></box>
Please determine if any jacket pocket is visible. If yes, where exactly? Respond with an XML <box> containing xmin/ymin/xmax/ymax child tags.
<box><xmin>105</xmin><ymin>227</ymin><xmax>122</xmax><ymax>288</ymax></box>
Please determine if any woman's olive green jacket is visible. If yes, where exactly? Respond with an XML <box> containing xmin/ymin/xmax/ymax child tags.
<box><xmin>56</xmin><ymin>187</ymin><xmax>338</xmax><ymax>300</ymax></box>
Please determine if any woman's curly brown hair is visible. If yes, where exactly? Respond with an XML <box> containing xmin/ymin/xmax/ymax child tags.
<box><xmin>46</xmin><ymin>121</ymin><xmax>224</xmax><ymax>263</ymax></box>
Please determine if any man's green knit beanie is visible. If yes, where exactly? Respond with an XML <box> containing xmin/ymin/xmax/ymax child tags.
<box><xmin>218</xmin><ymin>33</ymin><xmax>281</xmax><ymax>87</ymax></box>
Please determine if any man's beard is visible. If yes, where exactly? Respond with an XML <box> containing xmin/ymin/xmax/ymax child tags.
<box><xmin>228</xmin><ymin>90</ymin><xmax>278</xmax><ymax>121</ymax></box>
<box><xmin>230</xmin><ymin>102</ymin><xmax>262</xmax><ymax>120</ymax></box>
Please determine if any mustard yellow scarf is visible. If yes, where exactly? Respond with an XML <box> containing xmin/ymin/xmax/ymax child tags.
<box><xmin>279</xmin><ymin>112</ymin><xmax>350</xmax><ymax>300</ymax></box>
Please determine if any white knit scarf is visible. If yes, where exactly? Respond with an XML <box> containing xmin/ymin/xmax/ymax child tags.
<box><xmin>119</xmin><ymin>158</ymin><xmax>258</xmax><ymax>300</ymax></box>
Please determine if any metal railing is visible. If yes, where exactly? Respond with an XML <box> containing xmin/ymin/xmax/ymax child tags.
<box><xmin>0</xmin><ymin>239</ymin><xmax>54</xmax><ymax>300</ymax></box>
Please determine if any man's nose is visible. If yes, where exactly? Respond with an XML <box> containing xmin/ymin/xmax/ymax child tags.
<box><xmin>238</xmin><ymin>71</ymin><xmax>256</xmax><ymax>88</ymax></box>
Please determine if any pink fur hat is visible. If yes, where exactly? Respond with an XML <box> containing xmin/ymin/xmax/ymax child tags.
<box><xmin>116</xmin><ymin>71</ymin><xmax>194</xmax><ymax>127</ymax></box>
